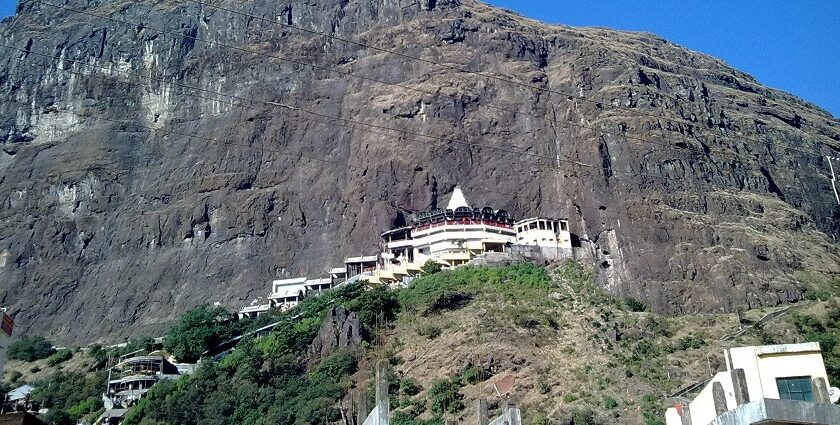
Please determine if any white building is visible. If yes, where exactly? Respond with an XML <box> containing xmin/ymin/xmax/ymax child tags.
<box><xmin>239</xmin><ymin>272</ymin><xmax>345</xmax><ymax>318</ymax></box>
<box><xmin>382</xmin><ymin>187</ymin><xmax>518</xmax><ymax>267</ymax></box>
<box><xmin>267</xmin><ymin>277</ymin><xmax>308</xmax><ymax>311</ymax></box>
<box><xmin>329</xmin><ymin>267</ymin><xmax>347</xmax><ymax>282</ymax></box>
<box><xmin>515</xmin><ymin>217</ymin><xmax>571</xmax><ymax>248</ymax></box>
<box><xmin>381</xmin><ymin>186</ymin><xmax>573</xmax><ymax>271</ymax></box>
<box><xmin>666</xmin><ymin>343</ymin><xmax>840</xmax><ymax>425</ymax></box>
<box><xmin>305</xmin><ymin>277</ymin><xmax>333</xmax><ymax>294</ymax></box>
<box><xmin>344</xmin><ymin>256</ymin><xmax>378</xmax><ymax>277</ymax></box>
<box><xmin>237</xmin><ymin>303</ymin><xmax>270</xmax><ymax>320</ymax></box>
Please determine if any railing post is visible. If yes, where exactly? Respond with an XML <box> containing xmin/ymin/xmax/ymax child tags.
<box><xmin>812</xmin><ymin>377</ymin><xmax>830</xmax><ymax>404</ymax></box>
<box><xmin>376</xmin><ymin>360</ymin><xmax>389</xmax><ymax>425</ymax></box>
<box><xmin>476</xmin><ymin>399</ymin><xmax>488</xmax><ymax>425</ymax></box>
<box><xmin>712</xmin><ymin>382</ymin><xmax>728</xmax><ymax>416</ymax></box>
<box><xmin>731</xmin><ymin>368</ymin><xmax>750</xmax><ymax>406</ymax></box>
<box><xmin>356</xmin><ymin>390</ymin><xmax>366</xmax><ymax>425</ymax></box>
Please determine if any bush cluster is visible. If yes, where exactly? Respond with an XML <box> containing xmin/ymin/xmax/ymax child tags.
<box><xmin>789</xmin><ymin>306</ymin><xmax>840</xmax><ymax>383</ymax></box>
<box><xmin>46</xmin><ymin>350</ymin><xmax>73</xmax><ymax>367</ymax></box>
<box><xmin>8</xmin><ymin>335</ymin><xmax>56</xmax><ymax>362</ymax></box>
<box><xmin>32</xmin><ymin>370</ymin><xmax>107</xmax><ymax>425</ymax></box>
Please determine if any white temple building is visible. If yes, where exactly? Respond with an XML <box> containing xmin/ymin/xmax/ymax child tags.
<box><xmin>374</xmin><ymin>186</ymin><xmax>573</xmax><ymax>285</ymax></box>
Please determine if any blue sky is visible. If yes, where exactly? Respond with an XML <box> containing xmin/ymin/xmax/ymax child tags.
<box><xmin>1</xmin><ymin>1</ymin><xmax>837</xmax><ymax>117</ymax></box>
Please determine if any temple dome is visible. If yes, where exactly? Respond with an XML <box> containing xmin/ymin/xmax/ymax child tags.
<box><xmin>446</xmin><ymin>186</ymin><xmax>470</xmax><ymax>210</ymax></box>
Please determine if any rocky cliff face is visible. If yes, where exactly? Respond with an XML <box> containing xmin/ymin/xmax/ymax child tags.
<box><xmin>0</xmin><ymin>0</ymin><xmax>838</xmax><ymax>343</ymax></box>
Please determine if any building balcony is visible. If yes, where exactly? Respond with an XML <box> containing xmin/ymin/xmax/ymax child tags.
<box><xmin>385</xmin><ymin>239</ymin><xmax>415</xmax><ymax>249</ymax></box>
<box><xmin>437</xmin><ymin>251</ymin><xmax>473</xmax><ymax>262</ymax></box>
<box><xmin>404</xmin><ymin>261</ymin><xmax>423</xmax><ymax>271</ymax></box>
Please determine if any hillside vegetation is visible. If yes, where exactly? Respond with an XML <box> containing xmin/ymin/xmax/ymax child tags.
<box><xmin>5</xmin><ymin>262</ymin><xmax>840</xmax><ymax>425</ymax></box>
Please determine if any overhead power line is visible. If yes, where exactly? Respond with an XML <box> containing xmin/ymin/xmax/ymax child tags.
<box><xmin>4</xmin><ymin>47</ymin><xmax>839</xmax><ymax>210</ymax></box>
<box><xmin>36</xmin><ymin>0</ymin><xmax>833</xmax><ymax>163</ymax></box>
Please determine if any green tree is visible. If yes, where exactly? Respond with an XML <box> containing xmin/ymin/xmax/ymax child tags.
<box><xmin>429</xmin><ymin>377</ymin><xmax>464</xmax><ymax>414</ymax></box>
<box><xmin>46</xmin><ymin>350</ymin><xmax>73</xmax><ymax>367</ymax></box>
<box><xmin>87</xmin><ymin>344</ymin><xmax>108</xmax><ymax>367</ymax></box>
<box><xmin>420</xmin><ymin>260</ymin><xmax>443</xmax><ymax>275</ymax></box>
<box><xmin>163</xmin><ymin>305</ymin><xmax>235</xmax><ymax>362</ymax></box>
<box><xmin>32</xmin><ymin>371</ymin><xmax>106</xmax><ymax>422</ymax></box>
<box><xmin>8</xmin><ymin>335</ymin><xmax>56</xmax><ymax>362</ymax></box>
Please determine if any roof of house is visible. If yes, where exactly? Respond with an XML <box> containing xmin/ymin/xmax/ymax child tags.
<box><xmin>271</xmin><ymin>277</ymin><xmax>307</xmax><ymax>285</ymax></box>
<box><xmin>239</xmin><ymin>304</ymin><xmax>271</xmax><ymax>314</ymax></box>
<box><xmin>99</xmin><ymin>409</ymin><xmax>128</xmax><ymax>419</ymax></box>
<box><xmin>305</xmin><ymin>277</ymin><xmax>332</xmax><ymax>286</ymax></box>
<box><xmin>0</xmin><ymin>412</ymin><xmax>46</xmax><ymax>425</ymax></box>
<box><xmin>268</xmin><ymin>289</ymin><xmax>305</xmax><ymax>299</ymax></box>
<box><xmin>345</xmin><ymin>255</ymin><xmax>378</xmax><ymax>263</ymax></box>
<box><xmin>6</xmin><ymin>385</ymin><xmax>34</xmax><ymax>402</ymax></box>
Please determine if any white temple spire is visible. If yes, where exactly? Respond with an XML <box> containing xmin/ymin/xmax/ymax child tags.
<box><xmin>446</xmin><ymin>186</ymin><xmax>470</xmax><ymax>210</ymax></box>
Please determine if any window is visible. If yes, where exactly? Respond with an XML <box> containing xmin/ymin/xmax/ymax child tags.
<box><xmin>529</xmin><ymin>222</ymin><xmax>538</xmax><ymax>230</ymax></box>
<box><xmin>561</xmin><ymin>221</ymin><xmax>568</xmax><ymax>231</ymax></box>
<box><xmin>538</xmin><ymin>221</ymin><xmax>545</xmax><ymax>230</ymax></box>
<box><xmin>776</xmin><ymin>376</ymin><xmax>813</xmax><ymax>401</ymax></box>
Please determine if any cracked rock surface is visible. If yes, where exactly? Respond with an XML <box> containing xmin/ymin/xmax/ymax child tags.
<box><xmin>0</xmin><ymin>0</ymin><xmax>838</xmax><ymax>343</ymax></box>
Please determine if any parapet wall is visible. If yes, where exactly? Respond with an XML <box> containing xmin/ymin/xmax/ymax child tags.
<box><xmin>469</xmin><ymin>245</ymin><xmax>573</xmax><ymax>267</ymax></box>
<box><xmin>510</xmin><ymin>245</ymin><xmax>574</xmax><ymax>262</ymax></box>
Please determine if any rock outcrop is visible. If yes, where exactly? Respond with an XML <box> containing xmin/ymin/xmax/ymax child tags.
<box><xmin>0</xmin><ymin>0</ymin><xmax>838</xmax><ymax>342</ymax></box>
<box><xmin>308</xmin><ymin>306</ymin><xmax>362</xmax><ymax>363</ymax></box>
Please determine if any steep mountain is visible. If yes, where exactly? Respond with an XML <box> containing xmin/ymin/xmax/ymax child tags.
<box><xmin>0</xmin><ymin>0</ymin><xmax>838</xmax><ymax>343</ymax></box>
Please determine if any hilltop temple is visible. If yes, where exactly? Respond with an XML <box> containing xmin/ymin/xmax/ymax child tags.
<box><xmin>238</xmin><ymin>186</ymin><xmax>573</xmax><ymax>315</ymax></box>
<box><xmin>378</xmin><ymin>186</ymin><xmax>572</xmax><ymax>278</ymax></box>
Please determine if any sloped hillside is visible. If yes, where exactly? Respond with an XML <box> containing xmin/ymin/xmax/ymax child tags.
<box><xmin>38</xmin><ymin>262</ymin><xmax>826</xmax><ymax>425</ymax></box>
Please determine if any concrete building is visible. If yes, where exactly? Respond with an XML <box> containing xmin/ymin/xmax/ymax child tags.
<box><xmin>344</xmin><ymin>256</ymin><xmax>378</xmax><ymax>277</ymax></box>
<box><xmin>98</xmin><ymin>351</ymin><xmax>190</xmax><ymax>425</ymax></box>
<box><xmin>305</xmin><ymin>277</ymin><xmax>334</xmax><ymax>294</ymax></box>
<box><xmin>236</xmin><ymin>303</ymin><xmax>270</xmax><ymax>320</ymax></box>
<box><xmin>239</xmin><ymin>271</ymin><xmax>346</xmax><ymax>318</ymax></box>
<box><xmin>665</xmin><ymin>342</ymin><xmax>840</xmax><ymax>425</ymax></box>
<box><xmin>267</xmin><ymin>277</ymin><xmax>308</xmax><ymax>311</ymax></box>
<box><xmin>105</xmin><ymin>355</ymin><xmax>181</xmax><ymax>407</ymax></box>
<box><xmin>239</xmin><ymin>186</ymin><xmax>575</xmax><ymax>310</ymax></box>
<box><xmin>514</xmin><ymin>217</ymin><xmax>572</xmax><ymax>259</ymax></box>
<box><xmin>329</xmin><ymin>267</ymin><xmax>347</xmax><ymax>283</ymax></box>
<box><xmin>381</xmin><ymin>187</ymin><xmax>516</xmax><ymax>268</ymax></box>
<box><xmin>2</xmin><ymin>386</ymin><xmax>35</xmax><ymax>413</ymax></box>
<box><xmin>379</xmin><ymin>187</ymin><xmax>573</xmax><ymax>278</ymax></box>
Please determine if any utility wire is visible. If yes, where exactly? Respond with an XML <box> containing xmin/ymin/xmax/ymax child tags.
<box><xmin>171</xmin><ymin>0</ymin><xmax>837</xmax><ymax>158</ymax></box>
<box><xmin>4</xmin><ymin>49</ymin><xmax>839</xmax><ymax>210</ymax></box>
<box><xmin>36</xmin><ymin>0</ymin><xmax>833</xmax><ymax>163</ymax></box>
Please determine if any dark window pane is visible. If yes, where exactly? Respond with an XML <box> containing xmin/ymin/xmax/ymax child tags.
<box><xmin>776</xmin><ymin>376</ymin><xmax>813</xmax><ymax>402</ymax></box>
